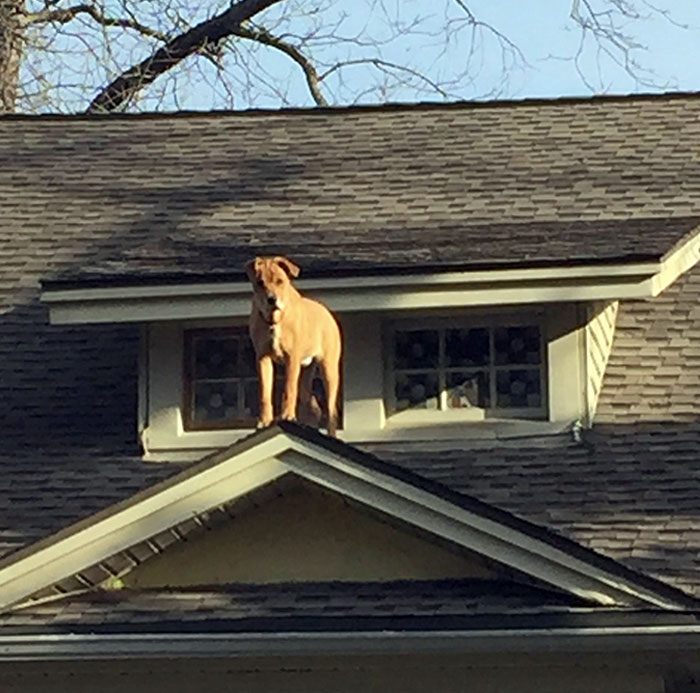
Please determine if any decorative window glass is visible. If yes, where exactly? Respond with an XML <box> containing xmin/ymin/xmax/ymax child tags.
<box><xmin>390</xmin><ymin>321</ymin><xmax>545</xmax><ymax>418</ymax></box>
<box><xmin>184</xmin><ymin>328</ymin><xmax>341</xmax><ymax>431</ymax></box>
<box><xmin>184</xmin><ymin>328</ymin><xmax>259</xmax><ymax>430</ymax></box>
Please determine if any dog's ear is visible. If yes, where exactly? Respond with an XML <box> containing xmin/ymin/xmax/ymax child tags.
<box><xmin>245</xmin><ymin>257</ymin><xmax>261</xmax><ymax>282</ymax></box>
<box><xmin>274</xmin><ymin>256</ymin><xmax>300</xmax><ymax>279</ymax></box>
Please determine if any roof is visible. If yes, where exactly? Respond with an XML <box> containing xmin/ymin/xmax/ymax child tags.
<box><xmin>3</xmin><ymin>92</ymin><xmax>700</xmax><ymax>289</ymax></box>
<box><xmin>40</xmin><ymin>217</ymin><xmax>700</xmax><ymax>288</ymax></box>
<box><xmin>0</xmin><ymin>579</ymin><xmax>670</xmax><ymax>635</ymax></box>
<box><xmin>1</xmin><ymin>92</ymin><xmax>700</xmax><ymax>627</ymax></box>
<box><xmin>3</xmin><ymin>422</ymin><xmax>694</xmax><ymax>612</ymax></box>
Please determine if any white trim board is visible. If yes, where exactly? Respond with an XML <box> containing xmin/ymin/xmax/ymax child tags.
<box><xmin>0</xmin><ymin>425</ymin><xmax>694</xmax><ymax>612</ymax></box>
<box><xmin>40</xmin><ymin>232</ymin><xmax>700</xmax><ymax>324</ymax></box>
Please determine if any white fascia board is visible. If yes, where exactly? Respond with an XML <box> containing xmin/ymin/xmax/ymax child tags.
<box><xmin>277</xmin><ymin>442</ymin><xmax>690</xmax><ymax>610</ymax></box>
<box><xmin>0</xmin><ymin>430</ymin><xmax>689</xmax><ymax>612</ymax></box>
<box><xmin>41</xmin><ymin>262</ymin><xmax>663</xmax><ymax>325</ymax></box>
<box><xmin>0</xmin><ymin>435</ymin><xmax>293</xmax><ymax>611</ymax></box>
<box><xmin>652</xmin><ymin>230</ymin><xmax>700</xmax><ymax>296</ymax></box>
<box><xmin>1</xmin><ymin>625</ymin><xmax>700</xmax><ymax>661</ymax></box>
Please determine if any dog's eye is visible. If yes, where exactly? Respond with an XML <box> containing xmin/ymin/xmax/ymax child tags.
<box><xmin>275</xmin><ymin>278</ymin><xmax>283</xmax><ymax>286</ymax></box>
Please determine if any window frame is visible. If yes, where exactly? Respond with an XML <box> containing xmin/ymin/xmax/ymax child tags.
<box><xmin>182</xmin><ymin>326</ymin><xmax>344</xmax><ymax>433</ymax></box>
<box><xmin>384</xmin><ymin>313</ymin><xmax>548</xmax><ymax>424</ymax></box>
<box><xmin>182</xmin><ymin>326</ymin><xmax>259</xmax><ymax>431</ymax></box>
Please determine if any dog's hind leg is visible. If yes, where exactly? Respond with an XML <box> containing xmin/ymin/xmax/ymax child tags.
<box><xmin>298</xmin><ymin>364</ymin><xmax>323</xmax><ymax>428</ymax></box>
<box><xmin>319</xmin><ymin>355</ymin><xmax>340</xmax><ymax>437</ymax></box>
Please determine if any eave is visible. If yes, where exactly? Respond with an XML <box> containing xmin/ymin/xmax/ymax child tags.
<box><xmin>40</xmin><ymin>242</ymin><xmax>700</xmax><ymax>326</ymax></box>
<box><xmin>1</xmin><ymin>621</ymin><xmax>700</xmax><ymax>661</ymax></box>
<box><xmin>0</xmin><ymin>423</ymin><xmax>695</xmax><ymax>613</ymax></box>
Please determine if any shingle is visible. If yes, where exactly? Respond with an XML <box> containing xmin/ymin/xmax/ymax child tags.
<box><xmin>2</xmin><ymin>93</ymin><xmax>700</xmax><ymax>614</ymax></box>
<box><xmin>0</xmin><ymin>579</ymin><xmax>586</xmax><ymax>629</ymax></box>
<box><xmin>365</xmin><ymin>420</ymin><xmax>700</xmax><ymax>596</ymax></box>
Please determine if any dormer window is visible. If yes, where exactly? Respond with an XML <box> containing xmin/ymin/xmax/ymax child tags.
<box><xmin>386</xmin><ymin>317</ymin><xmax>546</xmax><ymax>423</ymax></box>
<box><xmin>183</xmin><ymin>326</ymin><xmax>339</xmax><ymax>432</ymax></box>
<box><xmin>43</xmin><ymin>234</ymin><xmax>688</xmax><ymax>458</ymax></box>
<box><xmin>184</xmin><ymin>328</ymin><xmax>259</xmax><ymax>430</ymax></box>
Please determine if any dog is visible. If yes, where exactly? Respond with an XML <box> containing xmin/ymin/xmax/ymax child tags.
<box><xmin>246</xmin><ymin>256</ymin><xmax>342</xmax><ymax>436</ymax></box>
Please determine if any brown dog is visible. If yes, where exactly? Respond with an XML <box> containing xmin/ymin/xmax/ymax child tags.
<box><xmin>246</xmin><ymin>256</ymin><xmax>342</xmax><ymax>436</ymax></box>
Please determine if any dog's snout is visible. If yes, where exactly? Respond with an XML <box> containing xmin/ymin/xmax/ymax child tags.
<box><xmin>267</xmin><ymin>296</ymin><xmax>277</xmax><ymax>307</ymax></box>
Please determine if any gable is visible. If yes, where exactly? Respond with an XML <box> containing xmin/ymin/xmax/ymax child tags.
<box><xmin>123</xmin><ymin>477</ymin><xmax>496</xmax><ymax>588</ymax></box>
<box><xmin>0</xmin><ymin>423</ymin><xmax>695</xmax><ymax>612</ymax></box>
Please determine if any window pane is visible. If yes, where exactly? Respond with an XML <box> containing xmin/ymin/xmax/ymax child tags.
<box><xmin>394</xmin><ymin>330</ymin><xmax>439</xmax><ymax>369</ymax></box>
<box><xmin>446</xmin><ymin>371</ymin><xmax>490</xmax><ymax>408</ymax></box>
<box><xmin>445</xmin><ymin>328</ymin><xmax>489</xmax><ymax>367</ymax></box>
<box><xmin>243</xmin><ymin>379</ymin><xmax>259</xmax><ymax>418</ymax></box>
<box><xmin>194</xmin><ymin>337</ymin><xmax>238</xmax><ymax>379</ymax></box>
<box><xmin>494</xmin><ymin>326</ymin><xmax>541</xmax><ymax>366</ymax></box>
<box><xmin>496</xmin><ymin>369</ymin><xmax>541</xmax><ymax>408</ymax></box>
<box><xmin>394</xmin><ymin>372</ymin><xmax>439</xmax><ymax>411</ymax></box>
<box><xmin>193</xmin><ymin>381</ymin><xmax>239</xmax><ymax>423</ymax></box>
<box><xmin>239</xmin><ymin>337</ymin><xmax>258</xmax><ymax>377</ymax></box>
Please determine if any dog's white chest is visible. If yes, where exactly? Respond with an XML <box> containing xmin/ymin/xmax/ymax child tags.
<box><xmin>269</xmin><ymin>324</ymin><xmax>283</xmax><ymax>359</ymax></box>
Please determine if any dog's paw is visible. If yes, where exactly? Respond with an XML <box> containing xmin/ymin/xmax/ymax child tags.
<box><xmin>280</xmin><ymin>412</ymin><xmax>297</xmax><ymax>422</ymax></box>
<box><xmin>256</xmin><ymin>419</ymin><xmax>273</xmax><ymax>429</ymax></box>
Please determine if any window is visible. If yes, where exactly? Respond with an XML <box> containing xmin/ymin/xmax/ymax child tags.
<box><xmin>183</xmin><ymin>327</ymin><xmax>341</xmax><ymax>431</ymax></box>
<box><xmin>387</xmin><ymin>320</ymin><xmax>546</xmax><ymax>420</ymax></box>
<box><xmin>184</xmin><ymin>328</ymin><xmax>259</xmax><ymax>430</ymax></box>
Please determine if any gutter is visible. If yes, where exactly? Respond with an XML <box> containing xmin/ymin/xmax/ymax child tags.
<box><xmin>1</xmin><ymin>625</ymin><xmax>700</xmax><ymax>661</ymax></box>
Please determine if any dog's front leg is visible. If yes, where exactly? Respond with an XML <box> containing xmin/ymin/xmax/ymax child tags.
<box><xmin>280</xmin><ymin>356</ymin><xmax>301</xmax><ymax>422</ymax></box>
<box><xmin>257</xmin><ymin>353</ymin><xmax>275</xmax><ymax>428</ymax></box>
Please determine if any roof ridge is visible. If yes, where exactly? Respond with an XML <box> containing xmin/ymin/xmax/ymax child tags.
<box><xmin>4</xmin><ymin>89</ymin><xmax>700</xmax><ymax>122</ymax></box>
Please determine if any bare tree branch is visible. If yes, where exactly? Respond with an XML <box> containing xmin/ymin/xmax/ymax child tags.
<box><xmin>233</xmin><ymin>21</ymin><xmax>327</xmax><ymax>106</ymax></box>
<box><xmin>86</xmin><ymin>0</ymin><xmax>284</xmax><ymax>112</ymax></box>
<box><xmin>321</xmin><ymin>58</ymin><xmax>451</xmax><ymax>98</ymax></box>
<box><xmin>23</xmin><ymin>3</ymin><xmax>169</xmax><ymax>42</ymax></box>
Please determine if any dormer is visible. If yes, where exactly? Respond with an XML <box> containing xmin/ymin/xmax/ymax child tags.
<box><xmin>41</xmin><ymin>217</ymin><xmax>700</xmax><ymax>460</ymax></box>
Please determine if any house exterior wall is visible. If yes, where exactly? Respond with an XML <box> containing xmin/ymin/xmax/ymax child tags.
<box><xmin>585</xmin><ymin>301</ymin><xmax>619</xmax><ymax>424</ymax></box>
<box><xmin>0</xmin><ymin>652</ymin><xmax>675</xmax><ymax>693</ymax></box>
<box><xmin>141</xmin><ymin>303</ymin><xmax>593</xmax><ymax>459</ymax></box>
<box><xmin>122</xmin><ymin>481</ymin><xmax>493</xmax><ymax>587</ymax></box>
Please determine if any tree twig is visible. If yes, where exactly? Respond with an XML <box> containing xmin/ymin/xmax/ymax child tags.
<box><xmin>233</xmin><ymin>22</ymin><xmax>327</xmax><ymax>106</ymax></box>
<box><xmin>86</xmin><ymin>0</ymin><xmax>284</xmax><ymax>112</ymax></box>
<box><xmin>23</xmin><ymin>3</ymin><xmax>169</xmax><ymax>42</ymax></box>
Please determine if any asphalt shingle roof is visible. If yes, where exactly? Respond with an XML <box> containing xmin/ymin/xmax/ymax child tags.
<box><xmin>42</xmin><ymin>217</ymin><xmax>700</xmax><ymax>287</ymax></box>
<box><xmin>1</xmin><ymin>93</ymin><xmax>700</xmax><ymax>616</ymax></box>
<box><xmin>0</xmin><ymin>580</ymin><xmax>589</xmax><ymax>633</ymax></box>
<box><xmin>3</xmin><ymin>94</ymin><xmax>700</xmax><ymax>289</ymax></box>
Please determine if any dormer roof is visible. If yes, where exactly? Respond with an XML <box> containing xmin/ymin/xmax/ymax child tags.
<box><xmin>7</xmin><ymin>93</ymin><xmax>699</xmax><ymax>321</ymax></box>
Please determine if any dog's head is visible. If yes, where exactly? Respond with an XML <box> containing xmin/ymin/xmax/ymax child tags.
<box><xmin>246</xmin><ymin>256</ymin><xmax>301</xmax><ymax>323</ymax></box>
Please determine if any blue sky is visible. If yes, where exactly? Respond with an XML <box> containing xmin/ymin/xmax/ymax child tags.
<box><xmin>196</xmin><ymin>0</ymin><xmax>700</xmax><ymax>110</ymax></box>
<box><xmin>20</xmin><ymin>0</ymin><xmax>700</xmax><ymax>112</ymax></box>
<box><xmin>471</xmin><ymin>0</ymin><xmax>700</xmax><ymax>98</ymax></box>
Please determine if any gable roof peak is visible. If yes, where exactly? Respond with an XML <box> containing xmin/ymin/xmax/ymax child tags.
<box><xmin>0</xmin><ymin>421</ymin><xmax>696</xmax><ymax>613</ymax></box>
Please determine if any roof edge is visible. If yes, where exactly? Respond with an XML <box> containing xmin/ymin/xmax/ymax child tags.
<box><xmin>0</xmin><ymin>422</ymin><xmax>697</xmax><ymax>613</ymax></box>
<box><xmin>5</xmin><ymin>89</ymin><xmax>700</xmax><ymax>122</ymax></box>
<box><xmin>1</xmin><ymin>620</ymin><xmax>700</xmax><ymax>660</ymax></box>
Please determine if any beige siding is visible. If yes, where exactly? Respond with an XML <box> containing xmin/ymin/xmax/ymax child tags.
<box><xmin>585</xmin><ymin>301</ymin><xmax>619</xmax><ymax>424</ymax></box>
<box><xmin>123</xmin><ymin>481</ymin><xmax>494</xmax><ymax>588</ymax></box>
